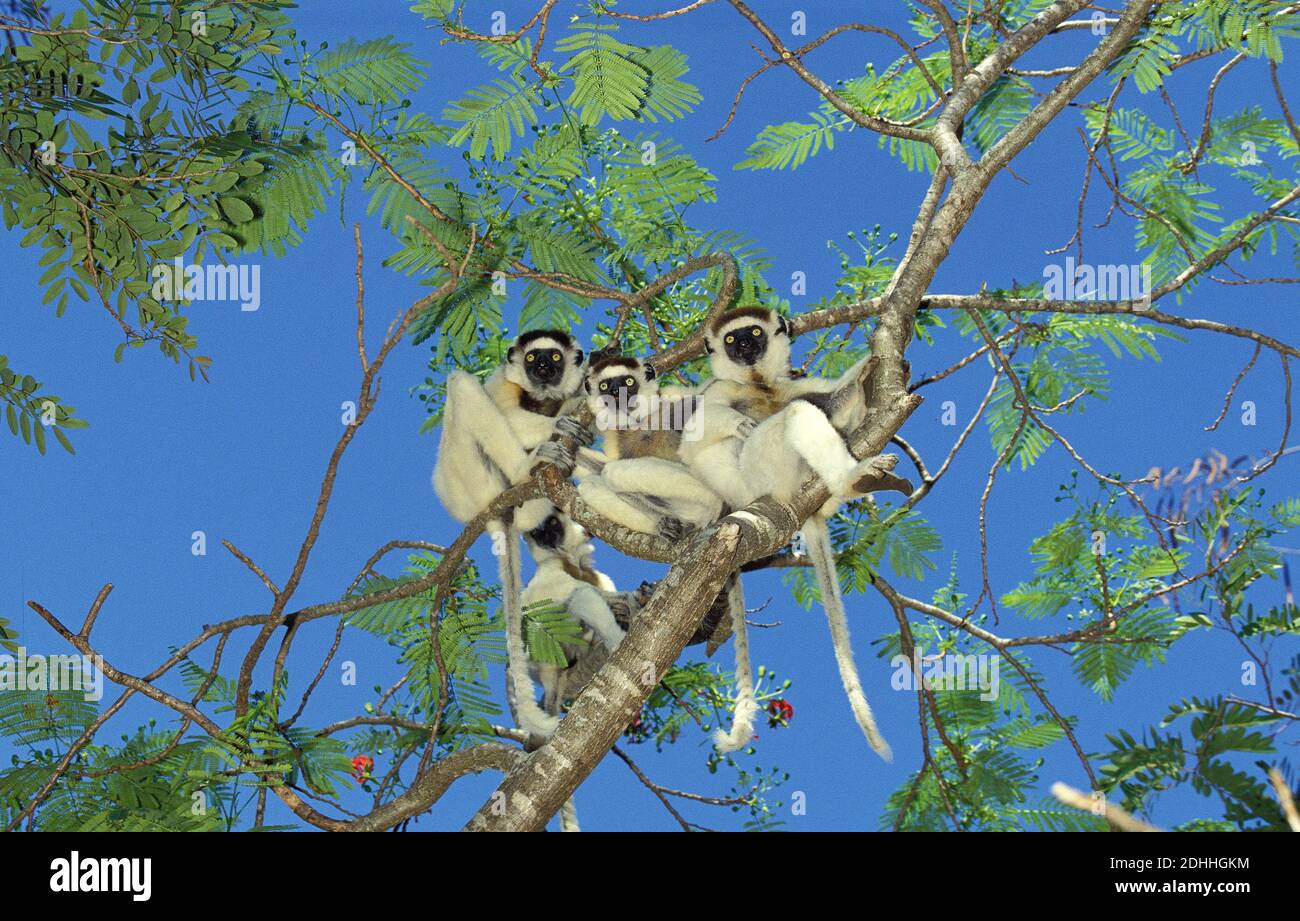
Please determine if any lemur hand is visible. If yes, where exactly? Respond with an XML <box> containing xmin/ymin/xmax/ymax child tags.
<box><xmin>734</xmin><ymin>417</ymin><xmax>758</xmax><ymax>438</ymax></box>
<box><xmin>606</xmin><ymin>592</ymin><xmax>641</xmax><ymax>631</ymax></box>
<box><xmin>657</xmin><ymin>516</ymin><xmax>689</xmax><ymax>542</ymax></box>
<box><xmin>635</xmin><ymin>580</ymin><xmax>658</xmax><ymax>606</ymax></box>
<box><xmin>532</xmin><ymin>440</ymin><xmax>576</xmax><ymax>476</ymax></box>
<box><xmin>555</xmin><ymin>416</ymin><xmax>595</xmax><ymax>447</ymax></box>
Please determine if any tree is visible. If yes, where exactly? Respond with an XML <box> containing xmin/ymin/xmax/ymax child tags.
<box><xmin>2</xmin><ymin>0</ymin><xmax>1298</xmax><ymax>832</ymax></box>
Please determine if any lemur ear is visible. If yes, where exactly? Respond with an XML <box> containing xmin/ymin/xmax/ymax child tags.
<box><xmin>573</xmin><ymin>348</ymin><xmax>585</xmax><ymax>366</ymax></box>
<box><xmin>644</xmin><ymin>362</ymin><xmax>656</xmax><ymax>381</ymax></box>
<box><xmin>507</xmin><ymin>344</ymin><xmax>517</xmax><ymax>363</ymax></box>
<box><xmin>776</xmin><ymin>315</ymin><xmax>791</xmax><ymax>337</ymax></box>
<box><xmin>704</xmin><ymin>338</ymin><xmax>714</xmax><ymax>354</ymax></box>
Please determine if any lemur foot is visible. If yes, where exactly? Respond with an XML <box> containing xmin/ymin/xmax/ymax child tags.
<box><xmin>734</xmin><ymin>417</ymin><xmax>758</xmax><ymax>438</ymax></box>
<box><xmin>555</xmin><ymin>416</ymin><xmax>595</xmax><ymax>447</ymax></box>
<box><xmin>533</xmin><ymin>440</ymin><xmax>576</xmax><ymax>476</ymax></box>
<box><xmin>849</xmin><ymin>453</ymin><xmax>913</xmax><ymax>497</ymax></box>
<box><xmin>657</xmin><ymin>516</ymin><xmax>689</xmax><ymax>542</ymax></box>
<box><xmin>606</xmin><ymin>592</ymin><xmax>642</xmax><ymax>631</ymax></box>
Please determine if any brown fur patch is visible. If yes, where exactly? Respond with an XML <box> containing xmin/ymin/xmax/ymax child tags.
<box><xmin>607</xmin><ymin>428</ymin><xmax>681</xmax><ymax>462</ymax></box>
<box><xmin>707</xmin><ymin>306</ymin><xmax>780</xmax><ymax>336</ymax></box>
<box><xmin>588</xmin><ymin>355</ymin><xmax>641</xmax><ymax>377</ymax></box>
<box><xmin>516</xmin><ymin>328</ymin><xmax>574</xmax><ymax>351</ymax></box>
<box><xmin>561</xmin><ymin>560</ymin><xmax>604</xmax><ymax>588</ymax></box>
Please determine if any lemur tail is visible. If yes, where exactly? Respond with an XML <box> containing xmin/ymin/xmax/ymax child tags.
<box><xmin>500</xmin><ymin>521</ymin><xmax>560</xmax><ymax>739</ymax></box>
<box><xmin>806</xmin><ymin>516</ymin><xmax>892</xmax><ymax>762</ymax></box>
<box><xmin>713</xmin><ymin>574</ymin><xmax>758</xmax><ymax>754</ymax></box>
<box><xmin>559</xmin><ymin>798</ymin><xmax>581</xmax><ymax>832</ymax></box>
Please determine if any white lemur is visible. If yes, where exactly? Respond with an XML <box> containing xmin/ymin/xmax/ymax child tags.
<box><xmin>683</xmin><ymin>307</ymin><xmax>912</xmax><ymax>761</ymax></box>
<box><xmin>524</xmin><ymin>507</ymin><xmax>640</xmax><ymax>834</ymax></box>
<box><xmin>575</xmin><ymin>354</ymin><xmax>755</xmax><ymax>749</ymax></box>
<box><xmin>577</xmin><ymin>354</ymin><xmax>727</xmax><ymax>540</ymax></box>
<box><xmin>518</xmin><ymin>508</ymin><xmax>629</xmax><ymax>737</ymax></box>
<box><xmin>431</xmin><ymin>330</ymin><xmax>598</xmax><ymax>746</ymax></box>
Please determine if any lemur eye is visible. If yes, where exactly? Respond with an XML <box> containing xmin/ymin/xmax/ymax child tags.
<box><xmin>526</xmin><ymin>353</ymin><xmax>535</xmax><ymax>362</ymax></box>
<box><xmin>625</xmin><ymin>377</ymin><xmax>635</xmax><ymax>387</ymax></box>
<box><xmin>725</xmin><ymin>335</ymin><xmax>734</xmax><ymax>344</ymax></box>
<box><xmin>599</xmin><ymin>381</ymin><xmax>609</xmax><ymax>391</ymax></box>
<box><xmin>752</xmin><ymin>327</ymin><xmax>762</xmax><ymax>336</ymax></box>
<box><xmin>552</xmin><ymin>351</ymin><xmax>562</xmax><ymax>362</ymax></box>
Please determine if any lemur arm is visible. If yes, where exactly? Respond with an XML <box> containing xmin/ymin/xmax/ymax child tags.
<box><xmin>787</xmin><ymin>355</ymin><xmax>878</xmax><ymax>433</ymax></box>
<box><xmin>445</xmin><ymin>371</ymin><xmax>534</xmax><ymax>479</ymax></box>
<box><xmin>566</xmin><ymin>584</ymin><xmax>626</xmax><ymax>651</ymax></box>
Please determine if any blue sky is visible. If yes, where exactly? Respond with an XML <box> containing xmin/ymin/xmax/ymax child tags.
<box><xmin>1</xmin><ymin>1</ymin><xmax>1296</xmax><ymax>831</ymax></box>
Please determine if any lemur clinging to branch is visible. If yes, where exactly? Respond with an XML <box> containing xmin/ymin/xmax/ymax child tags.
<box><xmin>683</xmin><ymin>307</ymin><xmax>912</xmax><ymax>760</ymax></box>
<box><xmin>431</xmin><ymin>330</ymin><xmax>601</xmax><ymax>743</ymax></box>
<box><xmin>519</xmin><ymin>507</ymin><xmax>632</xmax><ymax>736</ymax></box>
<box><xmin>577</xmin><ymin>353</ymin><xmax>727</xmax><ymax>540</ymax></box>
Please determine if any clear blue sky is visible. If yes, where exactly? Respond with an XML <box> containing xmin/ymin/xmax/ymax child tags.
<box><xmin>1</xmin><ymin>1</ymin><xmax>1295</xmax><ymax>831</ymax></box>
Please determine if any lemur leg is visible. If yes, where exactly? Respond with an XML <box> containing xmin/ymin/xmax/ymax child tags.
<box><xmin>686</xmin><ymin>438</ymin><xmax>750</xmax><ymax>510</ymax></box>
<box><xmin>442</xmin><ymin>371</ymin><xmax>533</xmax><ymax>482</ymax></box>
<box><xmin>742</xmin><ymin>401</ymin><xmax>891</xmax><ymax>507</ymax></box>
<box><xmin>601</xmin><ymin>458</ymin><xmax>723</xmax><ymax>529</ymax></box>
<box><xmin>566</xmin><ymin>584</ymin><xmax>626</xmax><ymax>651</ymax></box>
<box><xmin>577</xmin><ymin>476</ymin><xmax>662</xmax><ymax>535</ymax></box>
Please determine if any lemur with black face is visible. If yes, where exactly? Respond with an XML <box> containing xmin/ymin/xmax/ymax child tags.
<box><xmin>577</xmin><ymin>354</ymin><xmax>727</xmax><ymax>541</ymax></box>
<box><xmin>514</xmin><ymin>508</ymin><xmax>631</xmax><ymax>739</ymax></box>
<box><xmin>683</xmin><ymin>307</ymin><xmax>912</xmax><ymax>760</ymax></box>
<box><xmin>574</xmin><ymin>354</ymin><xmax>756</xmax><ymax>744</ymax></box>
<box><xmin>431</xmin><ymin>330</ymin><xmax>598</xmax><ymax>753</ymax></box>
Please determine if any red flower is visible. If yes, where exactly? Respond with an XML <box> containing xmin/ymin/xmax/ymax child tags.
<box><xmin>351</xmin><ymin>754</ymin><xmax>374</xmax><ymax>781</ymax></box>
<box><xmin>766</xmin><ymin>698</ymin><xmax>794</xmax><ymax>725</ymax></box>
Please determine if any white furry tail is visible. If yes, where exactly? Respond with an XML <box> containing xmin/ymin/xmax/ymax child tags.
<box><xmin>499</xmin><ymin>521</ymin><xmax>560</xmax><ymax>739</ymax></box>
<box><xmin>713</xmin><ymin>575</ymin><xmax>757</xmax><ymax>753</ymax></box>
<box><xmin>805</xmin><ymin>516</ymin><xmax>892</xmax><ymax>762</ymax></box>
<box><xmin>559</xmin><ymin>798</ymin><xmax>581</xmax><ymax>832</ymax></box>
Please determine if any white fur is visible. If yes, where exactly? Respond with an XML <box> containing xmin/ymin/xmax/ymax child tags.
<box><xmin>712</xmin><ymin>576</ymin><xmax>757</xmax><ymax>753</ymax></box>
<box><xmin>500</xmin><ymin>522</ymin><xmax>560</xmax><ymax>739</ymax></box>
<box><xmin>431</xmin><ymin>336</ymin><xmax>587</xmax><ymax>740</ymax></box>
<box><xmin>689</xmin><ymin>310</ymin><xmax>892</xmax><ymax>758</ymax></box>
<box><xmin>518</xmin><ymin>512</ymin><xmax>626</xmax><ymax>738</ymax></box>
<box><xmin>805</xmin><ymin>517</ymin><xmax>892</xmax><ymax>761</ymax></box>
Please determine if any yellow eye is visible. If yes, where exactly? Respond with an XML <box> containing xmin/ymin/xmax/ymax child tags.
<box><xmin>599</xmin><ymin>381</ymin><xmax>609</xmax><ymax>391</ymax></box>
<box><xmin>553</xmin><ymin>351</ymin><xmax>562</xmax><ymax>362</ymax></box>
<box><xmin>725</xmin><ymin>335</ymin><xmax>734</xmax><ymax>344</ymax></box>
<box><xmin>626</xmin><ymin>377</ymin><xmax>635</xmax><ymax>387</ymax></box>
<box><xmin>752</xmin><ymin>327</ymin><xmax>762</xmax><ymax>336</ymax></box>
<box><xmin>526</xmin><ymin>353</ymin><xmax>535</xmax><ymax>362</ymax></box>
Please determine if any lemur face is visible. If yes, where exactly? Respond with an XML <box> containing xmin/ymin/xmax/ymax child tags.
<box><xmin>722</xmin><ymin>322</ymin><xmax>768</xmax><ymax>366</ymax></box>
<box><xmin>597</xmin><ymin>370</ymin><xmax>641</xmax><ymax>407</ymax></box>
<box><xmin>526</xmin><ymin>509</ymin><xmax>594</xmax><ymax>565</ymax></box>
<box><xmin>585</xmin><ymin>357</ymin><xmax>656</xmax><ymax>418</ymax></box>
<box><xmin>523</xmin><ymin>344</ymin><xmax>566</xmax><ymax>387</ymax></box>
<box><xmin>507</xmin><ymin>330</ymin><xmax>585</xmax><ymax>398</ymax></box>
<box><xmin>528</xmin><ymin>514</ymin><xmax>566</xmax><ymax>550</ymax></box>
<box><xmin>705</xmin><ymin>308</ymin><xmax>792</xmax><ymax>383</ymax></box>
